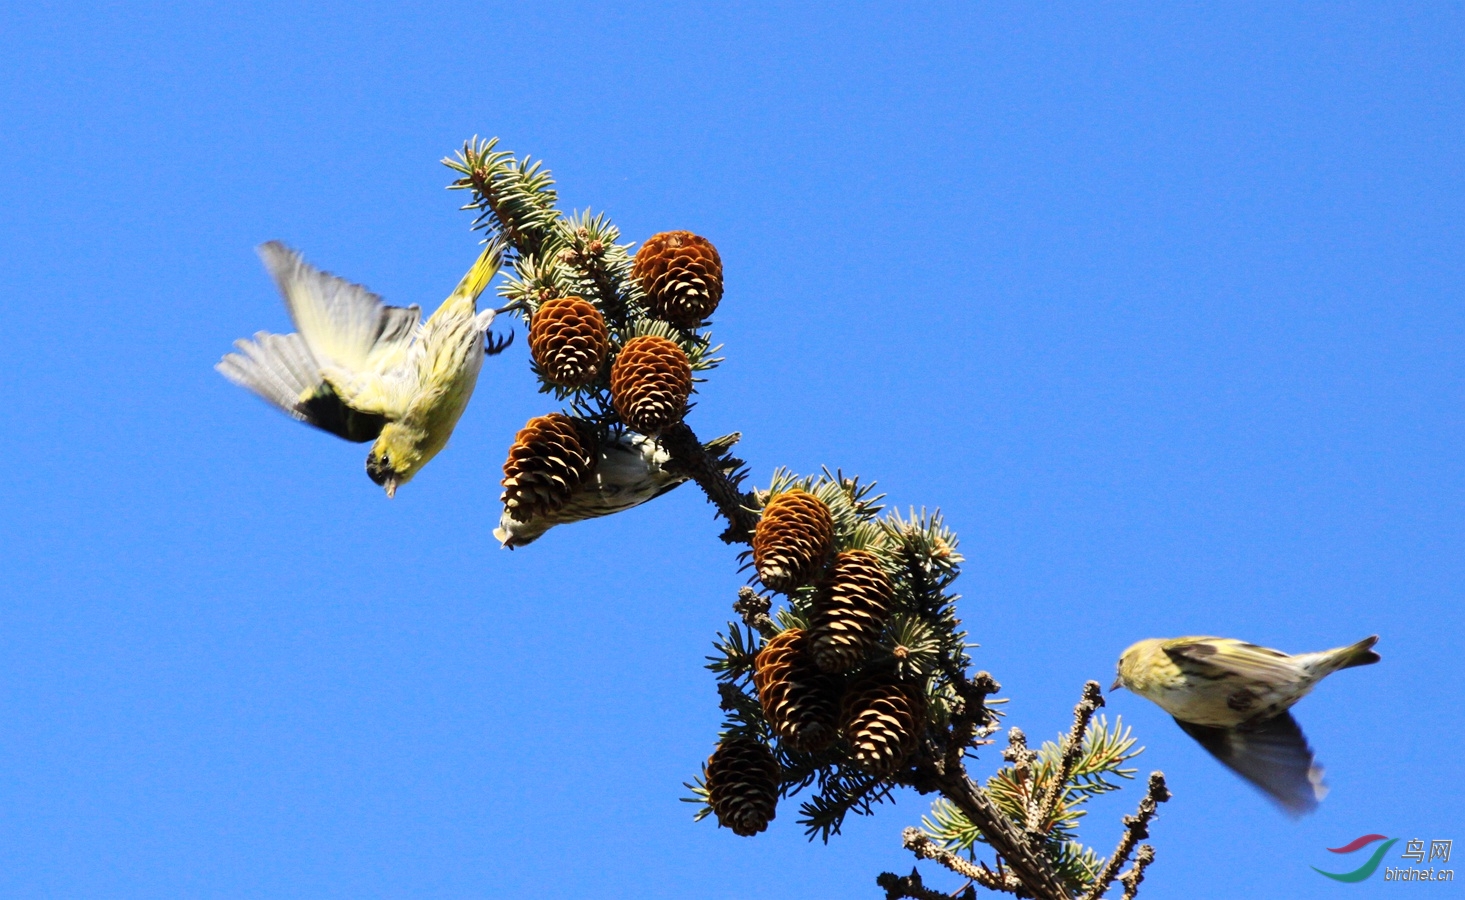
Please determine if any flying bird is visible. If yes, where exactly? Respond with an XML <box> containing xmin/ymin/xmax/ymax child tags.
<box><xmin>218</xmin><ymin>241</ymin><xmax>510</xmax><ymax>496</ymax></box>
<box><xmin>494</xmin><ymin>431</ymin><xmax>740</xmax><ymax>548</ymax></box>
<box><xmin>1112</xmin><ymin>634</ymin><xmax>1380</xmax><ymax>816</ymax></box>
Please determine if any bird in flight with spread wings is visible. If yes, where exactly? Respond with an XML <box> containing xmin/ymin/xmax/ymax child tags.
<box><xmin>1113</xmin><ymin>633</ymin><xmax>1379</xmax><ymax>816</ymax></box>
<box><xmin>218</xmin><ymin>241</ymin><xmax>511</xmax><ymax>496</ymax></box>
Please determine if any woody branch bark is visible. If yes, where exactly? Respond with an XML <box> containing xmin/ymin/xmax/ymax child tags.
<box><xmin>927</xmin><ymin>762</ymin><xmax>1074</xmax><ymax>899</ymax></box>
<box><xmin>1118</xmin><ymin>845</ymin><xmax>1156</xmax><ymax>900</ymax></box>
<box><xmin>660</xmin><ymin>421</ymin><xmax>759</xmax><ymax>544</ymax></box>
<box><xmin>902</xmin><ymin>827</ymin><xmax>1022</xmax><ymax>893</ymax></box>
<box><xmin>1032</xmin><ymin>681</ymin><xmax>1105</xmax><ymax>832</ymax></box>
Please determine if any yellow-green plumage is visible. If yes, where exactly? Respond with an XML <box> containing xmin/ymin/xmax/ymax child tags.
<box><xmin>1114</xmin><ymin>634</ymin><xmax>1379</xmax><ymax>815</ymax></box>
<box><xmin>218</xmin><ymin>241</ymin><xmax>506</xmax><ymax>496</ymax></box>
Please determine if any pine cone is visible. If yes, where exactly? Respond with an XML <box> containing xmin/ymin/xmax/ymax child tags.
<box><xmin>752</xmin><ymin>490</ymin><xmax>834</xmax><ymax>593</ymax></box>
<box><xmin>839</xmin><ymin>675</ymin><xmax>926</xmax><ymax>777</ymax></box>
<box><xmin>500</xmin><ymin>414</ymin><xmax>598</xmax><ymax>523</ymax></box>
<box><xmin>705</xmin><ymin>737</ymin><xmax>780</xmax><ymax>836</ymax></box>
<box><xmin>809</xmin><ymin>550</ymin><xmax>895</xmax><ymax>673</ymax></box>
<box><xmin>609</xmin><ymin>335</ymin><xmax>692</xmax><ymax>434</ymax></box>
<box><xmin>632</xmin><ymin>231</ymin><xmax>724</xmax><ymax>327</ymax></box>
<box><xmin>528</xmin><ymin>296</ymin><xmax>609</xmax><ymax>388</ymax></box>
<box><xmin>753</xmin><ymin>628</ymin><xmax>839</xmax><ymax>752</ymax></box>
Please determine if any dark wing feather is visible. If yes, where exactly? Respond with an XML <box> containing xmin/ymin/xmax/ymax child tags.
<box><xmin>1174</xmin><ymin>712</ymin><xmax>1326</xmax><ymax>817</ymax></box>
<box><xmin>1163</xmin><ymin>639</ymin><xmax>1296</xmax><ymax>683</ymax></box>
<box><xmin>297</xmin><ymin>383</ymin><xmax>388</xmax><ymax>443</ymax></box>
<box><xmin>218</xmin><ymin>331</ymin><xmax>385</xmax><ymax>443</ymax></box>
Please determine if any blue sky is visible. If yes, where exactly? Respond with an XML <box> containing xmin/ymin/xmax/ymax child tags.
<box><xmin>2</xmin><ymin>3</ymin><xmax>1461</xmax><ymax>897</ymax></box>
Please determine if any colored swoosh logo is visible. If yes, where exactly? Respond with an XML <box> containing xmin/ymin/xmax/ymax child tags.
<box><xmin>1328</xmin><ymin>834</ymin><xmax>1389</xmax><ymax>854</ymax></box>
<box><xmin>1313</xmin><ymin>838</ymin><xmax>1398</xmax><ymax>882</ymax></box>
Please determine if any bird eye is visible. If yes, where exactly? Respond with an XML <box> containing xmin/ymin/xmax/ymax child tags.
<box><xmin>365</xmin><ymin>454</ymin><xmax>390</xmax><ymax>486</ymax></box>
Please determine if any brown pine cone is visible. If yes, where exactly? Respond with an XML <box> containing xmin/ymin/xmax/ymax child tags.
<box><xmin>705</xmin><ymin>737</ymin><xmax>780</xmax><ymax>836</ymax></box>
<box><xmin>753</xmin><ymin>628</ymin><xmax>839</xmax><ymax>752</ymax></box>
<box><xmin>839</xmin><ymin>675</ymin><xmax>926</xmax><ymax>777</ymax></box>
<box><xmin>752</xmin><ymin>490</ymin><xmax>834</xmax><ymax>594</ymax></box>
<box><xmin>632</xmin><ymin>231</ymin><xmax>723</xmax><ymax>327</ymax></box>
<box><xmin>609</xmin><ymin>335</ymin><xmax>692</xmax><ymax>434</ymax></box>
<box><xmin>809</xmin><ymin>550</ymin><xmax>895</xmax><ymax>673</ymax></box>
<box><xmin>528</xmin><ymin>296</ymin><xmax>609</xmax><ymax>388</ymax></box>
<box><xmin>500</xmin><ymin>414</ymin><xmax>598</xmax><ymax>523</ymax></box>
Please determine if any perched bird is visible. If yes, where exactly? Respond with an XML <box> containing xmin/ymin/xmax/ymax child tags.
<box><xmin>494</xmin><ymin>431</ymin><xmax>740</xmax><ymax>548</ymax></box>
<box><xmin>1113</xmin><ymin>634</ymin><xmax>1380</xmax><ymax>816</ymax></box>
<box><xmin>218</xmin><ymin>241</ymin><xmax>510</xmax><ymax>496</ymax></box>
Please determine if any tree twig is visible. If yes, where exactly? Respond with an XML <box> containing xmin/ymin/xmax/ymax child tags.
<box><xmin>1032</xmin><ymin>681</ymin><xmax>1105</xmax><ymax>831</ymax></box>
<box><xmin>940</xmin><ymin>670</ymin><xmax>1000</xmax><ymax>774</ymax></box>
<box><xmin>927</xmin><ymin>762</ymin><xmax>1074</xmax><ymax>900</ymax></box>
<box><xmin>1001</xmin><ymin>728</ymin><xmax>1041</xmax><ymax>831</ymax></box>
<box><xmin>1118</xmin><ymin>845</ymin><xmax>1155</xmax><ymax>900</ymax></box>
<box><xmin>733</xmin><ymin>586</ymin><xmax>777</xmax><ymax>638</ymax></box>
<box><xmin>902</xmin><ymin>828</ymin><xmax>1022</xmax><ymax>893</ymax></box>
<box><xmin>1081</xmin><ymin>773</ymin><xmax>1169</xmax><ymax>900</ymax></box>
<box><xmin>659</xmin><ymin>421</ymin><xmax>759</xmax><ymax>544</ymax></box>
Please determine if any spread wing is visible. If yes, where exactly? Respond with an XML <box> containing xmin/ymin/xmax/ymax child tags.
<box><xmin>257</xmin><ymin>241</ymin><xmax>421</xmax><ymax>376</ymax></box>
<box><xmin>1175</xmin><ymin>712</ymin><xmax>1326</xmax><ymax>816</ymax></box>
<box><xmin>217</xmin><ymin>331</ymin><xmax>389</xmax><ymax>443</ymax></box>
<box><xmin>1163</xmin><ymin>638</ymin><xmax>1298</xmax><ymax>683</ymax></box>
<box><xmin>217</xmin><ymin>243</ymin><xmax>423</xmax><ymax>439</ymax></box>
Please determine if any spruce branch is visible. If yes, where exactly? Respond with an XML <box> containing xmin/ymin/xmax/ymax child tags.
<box><xmin>1080</xmin><ymin>773</ymin><xmax>1169</xmax><ymax>900</ymax></box>
<box><xmin>554</xmin><ymin>210</ymin><xmax>638</xmax><ymax>329</ymax></box>
<box><xmin>902</xmin><ymin>827</ymin><xmax>1021</xmax><ymax>893</ymax></box>
<box><xmin>942</xmin><ymin>670</ymin><xmax>1001</xmax><ymax>774</ymax></box>
<box><xmin>1003</xmin><ymin>727</ymin><xmax>1041</xmax><ymax>831</ymax></box>
<box><xmin>924</xmin><ymin>762</ymin><xmax>1074</xmax><ymax>900</ymax></box>
<box><xmin>445</xmin><ymin>137</ymin><xmax>1173</xmax><ymax>900</ymax></box>
<box><xmin>659</xmin><ymin>421</ymin><xmax>760</xmax><ymax>544</ymax></box>
<box><xmin>734</xmin><ymin>586</ymin><xmax>777</xmax><ymax>638</ymax></box>
<box><xmin>444</xmin><ymin>137</ymin><xmax>560</xmax><ymax>261</ymax></box>
<box><xmin>1034</xmin><ymin>682</ymin><xmax>1106</xmax><ymax>832</ymax></box>
<box><xmin>798</xmin><ymin>770</ymin><xmax>897</xmax><ymax>840</ymax></box>
<box><xmin>1117</xmin><ymin>846</ymin><xmax>1155</xmax><ymax>900</ymax></box>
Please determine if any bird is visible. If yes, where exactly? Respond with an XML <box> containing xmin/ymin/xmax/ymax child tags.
<box><xmin>1112</xmin><ymin>634</ymin><xmax>1380</xmax><ymax>816</ymax></box>
<box><xmin>494</xmin><ymin>431</ymin><xmax>741</xmax><ymax>548</ymax></box>
<box><xmin>218</xmin><ymin>241</ymin><xmax>511</xmax><ymax>496</ymax></box>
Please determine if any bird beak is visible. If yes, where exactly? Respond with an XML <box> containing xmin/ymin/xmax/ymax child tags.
<box><xmin>384</xmin><ymin>478</ymin><xmax>398</xmax><ymax>499</ymax></box>
<box><xmin>1110</xmin><ymin>677</ymin><xmax>1124</xmax><ymax>692</ymax></box>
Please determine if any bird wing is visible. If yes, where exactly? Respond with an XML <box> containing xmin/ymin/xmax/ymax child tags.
<box><xmin>217</xmin><ymin>331</ymin><xmax>388</xmax><ymax>443</ymax></box>
<box><xmin>257</xmin><ymin>241</ymin><xmax>421</xmax><ymax>376</ymax></box>
<box><xmin>217</xmin><ymin>331</ymin><xmax>322</xmax><ymax>423</ymax></box>
<box><xmin>1163</xmin><ymin>638</ymin><xmax>1297</xmax><ymax>684</ymax></box>
<box><xmin>1175</xmin><ymin>713</ymin><xmax>1326</xmax><ymax>816</ymax></box>
<box><xmin>318</xmin><ymin>360</ymin><xmax>421</xmax><ymax>421</ymax></box>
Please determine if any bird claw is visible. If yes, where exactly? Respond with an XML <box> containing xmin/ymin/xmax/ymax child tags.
<box><xmin>484</xmin><ymin>328</ymin><xmax>514</xmax><ymax>356</ymax></box>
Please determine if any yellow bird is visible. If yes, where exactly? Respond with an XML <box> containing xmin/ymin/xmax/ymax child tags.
<box><xmin>1113</xmin><ymin>634</ymin><xmax>1380</xmax><ymax>815</ymax></box>
<box><xmin>218</xmin><ymin>241</ymin><xmax>509</xmax><ymax>496</ymax></box>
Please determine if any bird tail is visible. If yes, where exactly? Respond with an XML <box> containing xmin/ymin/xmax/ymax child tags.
<box><xmin>217</xmin><ymin>331</ymin><xmax>320</xmax><ymax>420</ymax></box>
<box><xmin>494</xmin><ymin>510</ymin><xmax>551</xmax><ymax>549</ymax></box>
<box><xmin>703</xmin><ymin>432</ymin><xmax>741</xmax><ymax>457</ymax></box>
<box><xmin>1324</xmin><ymin>635</ymin><xmax>1381</xmax><ymax>672</ymax></box>
<box><xmin>449</xmin><ymin>241</ymin><xmax>504</xmax><ymax>304</ymax></box>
